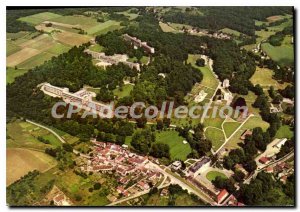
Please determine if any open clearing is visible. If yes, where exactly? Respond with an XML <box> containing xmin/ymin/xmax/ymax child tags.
<box><xmin>206</xmin><ymin>171</ymin><xmax>227</xmax><ymax>182</ymax></box>
<box><xmin>250</xmin><ymin>67</ymin><xmax>291</xmax><ymax>90</ymax></box>
<box><xmin>6</xmin><ymin>148</ymin><xmax>57</xmax><ymax>186</ymax></box>
<box><xmin>205</xmin><ymin>128</ymin><xmax>225</xmax><ymax>151</ymax></box>
<box><xmin>223</xmin><ymin>116</ymin><xmax>269</xmax><ymax>150</ymax></box>
<box><xmin>223</xmin><ymin>121</ymin><xmax>241</xmax><ymax>138</ymax></box>
<box><xmin>6</xmin><ymin>67</ymin><xmax>29</xmax><ymax>84</ymax></box>
<box><xmin>52</xmin><ymin>31</ymin><xmax>91</xmax><ymax>46</ymax></box>
<box><xmin>113</xmin><ymin>84</ymin><xmax>134</xmax><ymax>99</ymax></box>
<box><xmin>159</xmin><ymin>22</ymin><xmax>176</xmax><ymax>32</ymax></box>
<box><xmin>275</xmin><ymin>125</ymin><xmax>294</xmax><ymax>139</ymax></box>
<box><xmin>155</xmin><ymin>130</ymin><xmax>191</xmax><ymax>161</ymax></box>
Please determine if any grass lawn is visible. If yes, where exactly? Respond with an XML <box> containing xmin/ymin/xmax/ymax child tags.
<box><xmin>205</xmin><ymin>128</ymin><xmax>225</xmax><ymax>151</ymax></box>
<box><xmin>113</xmin><ymin>84</ymin><xmax>134</xmax><ymax>98</ymax></box>
<box><xmin>187</xmin><ymin>54</ymin><xmax>219</xmax><ymax>90</ymax></box>
<box><xmin>6</xmin><ymin>67</ymin><xmax>29</xmax><ymax>84</ymax></box>
<box><xmin>250</xmin><ymin>67</ymin><xmax>290</xmax><ymax>90</ymax></box>
<box><xmin>275</xmin><ymin>125</ymin><xmax>294</xmax><ymax>139</ymax></box>
<box><xmin>155</xmin><ymin>130</ymin><xmax>191</xmax><ymax>161</ymax></box>
<box><xmin>223</xmin><ymin>121</ymin><xmax>241</xmax><ymax>138</ymax></box>
<box><xmin>206</xmin><ymin>171</ymin><xmax>227</xmax><ymax>182</ymax></box>
<box><xmin>140</xmin><ymin>56</ymin><xmax>149</xmax><ymax>64</ymax></box>
<box><xmin>89</xmin><ymin>44</ymin><xmax>104</xmax><ymax>52</ymax></box>
<box><xmin>224</xmin><ymin>116</ymin><xmax>269</xmax><ymax>150</ymax></box>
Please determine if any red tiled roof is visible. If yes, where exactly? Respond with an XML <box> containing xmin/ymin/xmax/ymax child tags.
<box><xmin>259</xmin><ymin>157</ymin><xmax>269</xmax><ymax>164</ymax></box>
<box><xmin>217</xmin><ymin>189</ymin><xmax>229</xmax><ymax>203</ymax></box>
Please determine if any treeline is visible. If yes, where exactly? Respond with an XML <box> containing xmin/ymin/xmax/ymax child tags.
<box><xmin>6</xmin><ymin>9</ymin><xmax>38</xmax><ymax>32</ymax></box>
<box><xmin>161</xmin><ymin>7</ymin><xmax>293</xmax><ymax>36</ymax></box>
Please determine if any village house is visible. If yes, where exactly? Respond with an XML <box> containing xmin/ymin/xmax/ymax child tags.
<box><xmin>216</xmin><ymin>189</ymin><xmax>229</xmax><ymax>204</ymax></box>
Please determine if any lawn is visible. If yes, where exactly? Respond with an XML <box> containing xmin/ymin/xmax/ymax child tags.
<box><xmin>250</xmin><ymin>67</ymin><xmax>291</xmax><ymax>90</ymax></box>
<box><xmin>18</xmin><ymin>12</ymin><xmax>62</xmax><ymax>25</ymax></box>
<box><xmin>224</xmin><ymin>116</ymin><xmax>269</xmax><ymax>150</ymax></box>
<box><xmin>206</xmin><ymin>171</ymin><xmax>227</xmax><ymax>182</ymax></box>
<box><xmin>155</xmin><ymin>130</ymin><xmax>191</xmax><ymax>161</ymax></box>
<box><xmin>275</xmin><ymin>125</ymin><xmax>294</xmax><ymax>139</ymax></box>
<box><xmin>6</xmin><ymin>67</ymin><xmax>29</xmax><ymax>84</ymax></box>
<box><xmin>223</xmin><ymin>121</ymin><xmax>241</xmax><ymax>138</ymax></box>
<box><xmin>187</xmin><ymin>54</ymin><xmax>219</xmax><ymax>90</ymax></box>
<box><xmin>113</xmin><ymin>84</ymin><xmax>134</xmax><ymax>99</ymax></box>
<box><xmin>89</xmin><ymin>44</ymin><xmax>104</xmax><ymax>52</ymax></box>
<box><xmin>205</xmin><ymin>128</ymin><xmax>225</xmax><ymax>151</ymax></box>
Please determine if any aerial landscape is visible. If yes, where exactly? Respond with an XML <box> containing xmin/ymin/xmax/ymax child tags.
<box><xmin>6</xmin><ymin>6</ymin><xmax>295</xmax><ymax>207</ymax></box>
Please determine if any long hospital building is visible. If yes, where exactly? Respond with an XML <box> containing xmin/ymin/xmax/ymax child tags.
<box><xmin>40</xmin><ymin>83</ymin><xmax>113</xmax><ymax>118</ymax></box>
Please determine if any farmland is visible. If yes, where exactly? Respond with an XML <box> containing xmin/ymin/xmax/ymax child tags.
<box><xmin>6</xmin><ymin>148</ymin><xmax>57</xmax><ymax>186</ymax></box>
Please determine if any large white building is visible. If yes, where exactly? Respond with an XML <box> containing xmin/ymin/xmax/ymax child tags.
<box><xmin>40</xmin><ymin>83</ymin><xmax>113</xmax><ymax>118</ymax></box>
<box><xmin>123</xmin><ymin>34</ymin><xmax>155</xmax><ymax>54</ymax></box>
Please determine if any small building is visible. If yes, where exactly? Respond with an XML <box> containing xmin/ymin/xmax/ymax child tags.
<box><xmin>183</xmin><ymin>140</ymin><xmax>188</xmax><ymax>144</ymax></box>
<box><xmin>217</xmin><ymin>189</ymin><xmax>229</xmax><ymax>204</ymax></box>
<box><xmin>259</xmin><ymin>156</ymin><xmax>270</xmax><ymax>164</ymax></box>
<box><xmin>194</xmin><ymin>90</ymin><xmax>208</xmax><ymax>103</ymax></box>
<box><xmin>222</xmin><ymin>79</ymin><xmax>230</xmax><ymax>88</ymax></box>
<box><xmin>274</xmin><ymin>138</ymin><xmax>288</xmax><ymax>149</ymax></box>
<box><xmin>171</xmin><ymin>161</ymin><xmax>182</xmax><ymax>170</ymax></box>
<box><xmin>266</xmin><ymin>166</ymin><xmax>274</xmax><ymax>173</ymax></box>
<box><xmin>160</xmin><ymin>188</ymin><xmax>169</xmax><ymax>196</ymax></box>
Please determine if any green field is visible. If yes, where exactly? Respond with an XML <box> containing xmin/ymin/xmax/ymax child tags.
<box><xmin>205</xmin><ymin>128</ymin><xmax>225</xmax><ymax>151</ymax></box>
<box><xmin>206</xmin><ymin>171</ymin><xmax>227</xmax><ymax>182</ymax></box>
<box><xmin>275</xmin><ymin>125</ymin><xmax>294</xmax><ymax>139</ymax></box>
<box><xmin>223</xmin><ymin>121</ymin><xmax>241</xmax><ymax>138</ymax></box>
<box><xmin>155</xmin><ymin>130</ymin><xmax>191</xmax><ymax>161</ymax></box>
<box><xmin>250</xmin><ymin>67</ymin><xmax>291</xmax><ymax>90</ymax></box>
<box><xmin>7</xmin><ymin>120</ymin><xmax>62</xmax><ymax>150</ymax></box>
<box><xmin>113</xmin><ymin>84</ymin><xmax>134</xmax><ymax>98</ymax></box>
<box><xmin>18</xmin><ymin>12</ymin><xmax>62</xmax><ymax>25</ymax></box>
<box><xmin>224</xmin><ymin>116</ymin><xmax>269</xmax><ymax>150</ymax></box>
<box><xmin>159</xmin><ymin>22</ymin><xmax>176</xmax><ymax>33</ymax></box>
<box><xmin>18</xmin><ymin>52</ymin><xmax>55</xmax><ymax>69</ymax></box>
<box><xmin>86</xmin><ymin>20</ymin><xmax>121</xmax><ymax>35</ymax></box>
<box><xmin>46</xmin><ymin>42</ymin><xmax>71</xmax><ymax>55</ymax></box>
<box><xmin>7</xmin><ymin>41</ymin><xmax>21</xmax><ymax>56</ymax></box>
<box><xmin>261</xmin><ymin>41</ymin><xmax>294</xmax><ymax>67</ymax></box>
<box><xmin>187</xmin><ymin>54</ymin><xmax>219</xmax><ymax>90</ymax></box>
<box><xmin>6</xmin><ymin>67</ymin><xmax>29</xmax><ymax>84</ymax></box>
<box><xmin>220</xmin><ymin>28</ymin><xmax>241</xmax><ymax>36</ymax></box>
<box><xmin>89</xmin><ymin>44</ymin><xmax>104</xmax><ymax>52</ymax></box>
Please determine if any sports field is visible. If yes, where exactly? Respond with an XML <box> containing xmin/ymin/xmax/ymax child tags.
<box><xmin>155</xmin><ymin>130</ymin><xmax>191</xmax><ymax>161</ymax></box>
<box><xmin>6</xmin><ymin>148</ymin><xmax>57</xmax><ymax>186</ymax></box>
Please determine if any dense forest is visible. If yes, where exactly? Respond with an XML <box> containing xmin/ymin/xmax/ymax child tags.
<box><xmin>161</xmin><ymin>7</ymin><xmax>293</xmax><ymax>36</ymax></box>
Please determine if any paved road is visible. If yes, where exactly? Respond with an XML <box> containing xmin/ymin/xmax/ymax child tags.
<box><xmin>26</xmin><ymin>120</ymin><xmax>90</xmax><ymax>159</ymax></box>
<box><xmin>145</xmin><ymin>161</ymin><xmax>214</xmax><ymax>204</ymax></box>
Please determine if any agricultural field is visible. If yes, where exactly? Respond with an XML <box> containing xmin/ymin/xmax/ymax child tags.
<box><xmin>18</xmin><ymin>12</ymin><xmax>62</xmax><ymax>25</ymax></box>
<box><xmin>155</xmin><ymin>130</ymin><xmax>191</xmax><ymax>161</ymax></box>
<box><xmin>159</xmin><ymin>22</ymin><xmax>176</xmax><ymax>33</ymax></box>
<box><xmin>7</xmin><ymin>120</ymin><xmax>62</xmax><ymax>150</ymax></box>
<box><xmin>6</xmin><ymin>148</ymin><xmax>57</xmax><ymax>186</ymax></box>
<box><xmin>250</xmin><ymin>67</ymin><xmax>291</xmax><ymax>90</ymax></box>
<box><xmin>206</xmin><ymin>171</ymin><xmax>227</xmax><ymax>182</ymax></box>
